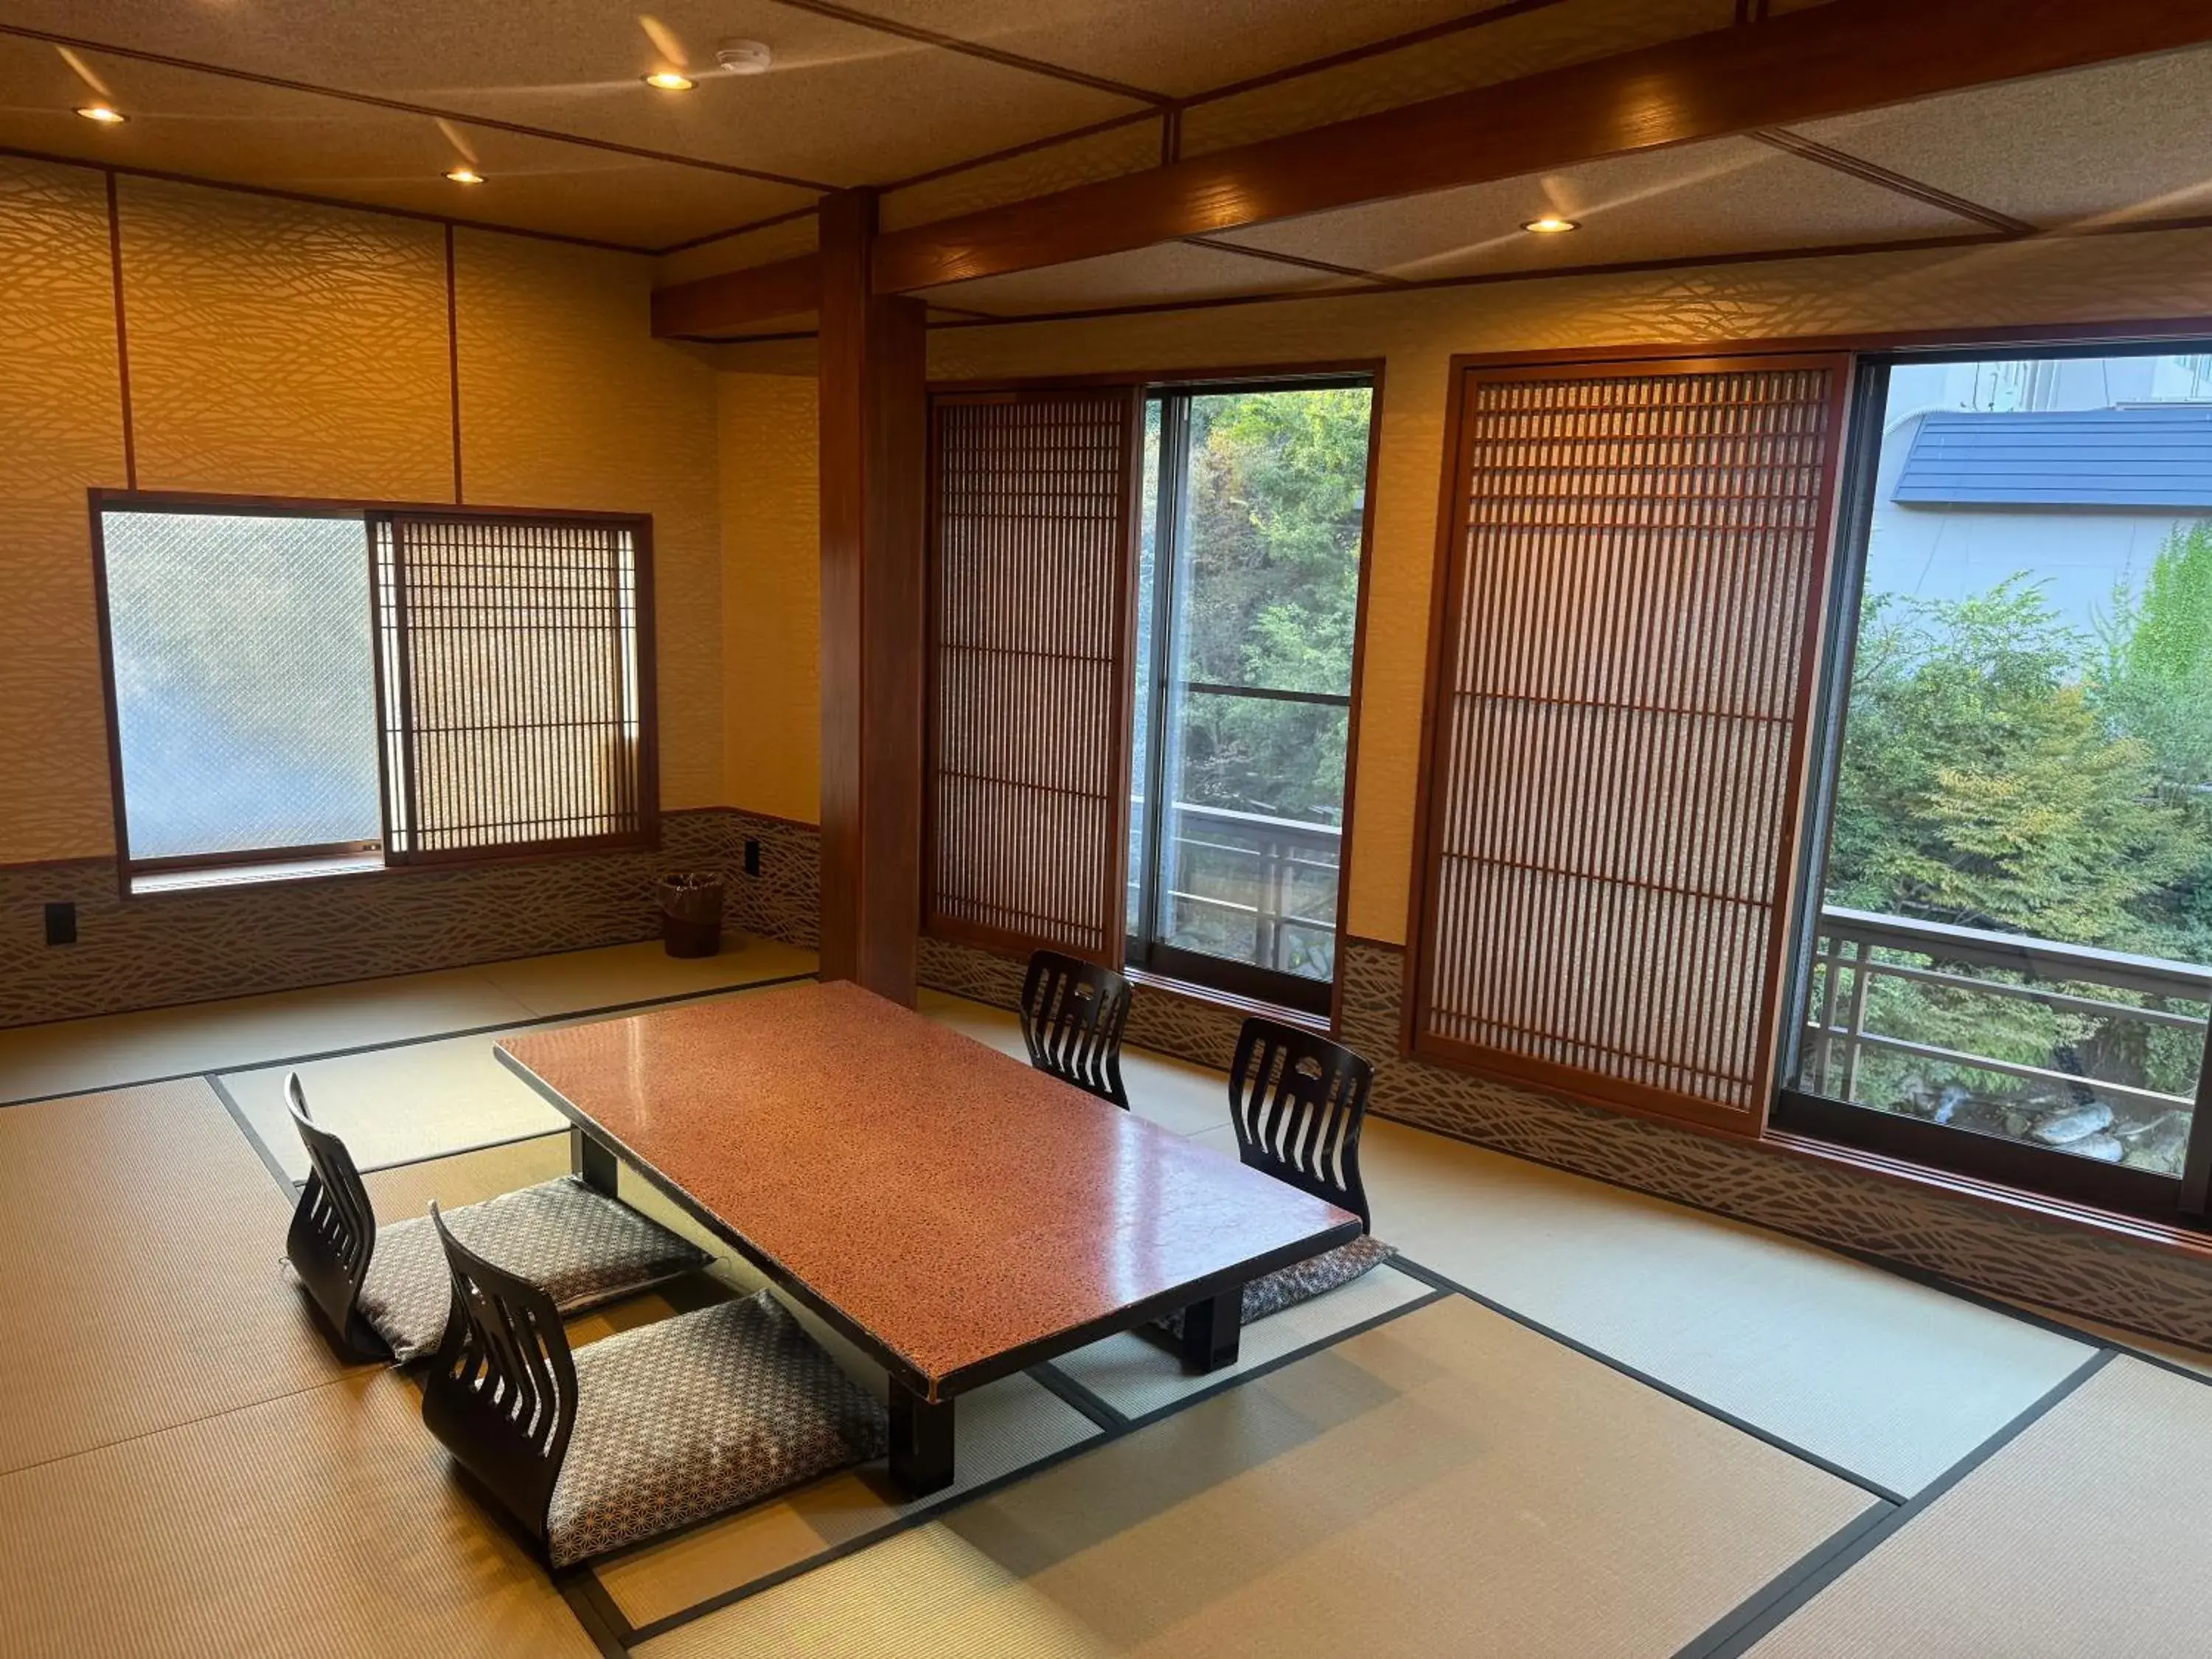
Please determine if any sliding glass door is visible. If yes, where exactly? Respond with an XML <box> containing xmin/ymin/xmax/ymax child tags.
<box><xmin>1781</xmin><ymin>347</ymin><xmax>2212</xmax><ymax>1221</ymax></box>
<box><xmin>1125</xmin><ymin>378</ymin><xmax>1374</xmax><ymax>1012</ymax></box>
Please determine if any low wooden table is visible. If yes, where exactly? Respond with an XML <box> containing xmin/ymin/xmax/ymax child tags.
<box><xmin>496</xmin><ymin>978</ymin><xmax>1359</xmax><ymax>1495</ymax></box>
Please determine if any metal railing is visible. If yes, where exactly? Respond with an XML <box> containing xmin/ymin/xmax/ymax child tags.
<box><xmin>1128</xmin><ymin>799</ymin><xmax>1341</xmax><ymax>975</ymax></box>
<box><xmin>1803</xmin><ymin>905</ymin><xmax>2212</xmax><ymax>1117</ymax></box>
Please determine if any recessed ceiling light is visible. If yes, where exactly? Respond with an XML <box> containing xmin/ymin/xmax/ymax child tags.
<box><xmin>643</xmin><ymin>69</ymin><xmax>695</xmax><ymax>91</ymax></box>
<box><xmin>76</xmin><ymin>105</ymin><xmax>127</xmax><ymax>125</ymax></box>
<box><xmin>444</xmin><ymin>166</ymin><xmax>484</xmax><ymax>185</ymax></box>
<box><xmin>1520</xmin><ymin>215</ymin><xmax>1579</xmax><ymax>234</ymax></box>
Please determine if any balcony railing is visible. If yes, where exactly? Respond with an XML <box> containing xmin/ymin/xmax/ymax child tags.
<box><xmin>1129</xmin><ymin>799</ymin><xmax>1341</xmax><ymax>977</ymax></box>
<box><xmin>1802</xmin><ymin>905</ymin><xmax>2211</xmax><ymax>1170</ymax></box>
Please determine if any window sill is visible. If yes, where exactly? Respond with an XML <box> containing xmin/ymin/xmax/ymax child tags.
<box><xmin>1762</xmin><ymin>1126</ymin><xmax>2212</xmax><ymax>1266</ymax></box>
<box><xmin>1123</xmin><ymin>964</ymin><xmax>1332</xmax><ymax>1034</ymax></box>
<box><xmin>128</xmin><ymin>849</ymin><xmax>385</xmax><ymax>897</ymax></box>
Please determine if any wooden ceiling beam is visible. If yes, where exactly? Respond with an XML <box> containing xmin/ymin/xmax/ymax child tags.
<box><xmin>653</xmin><ymin>0</ymin><xmax>2212</xmax><ymax>335</ymax></box>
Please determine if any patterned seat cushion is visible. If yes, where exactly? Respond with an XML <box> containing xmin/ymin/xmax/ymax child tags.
<box><xmin>1155</xmin><ymin>1234</ymin><xmax>1397</xmax><ymax>1340</ymax></box>
<box><xmin>360</xmin><ymin>1176</ymin><xmax>711</xmax><ymax>1363</ymax></box>
<box><xmin>546</xmin><ymin>1290</ymin><xmax>889</xmax><ymax>1567</ymax></box>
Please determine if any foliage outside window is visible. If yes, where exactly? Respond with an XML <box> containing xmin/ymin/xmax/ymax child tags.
<box><xmin>1795</xmin><ymin>352</ymin><xmax>2212</xmax><ymax>1191</ymax></box>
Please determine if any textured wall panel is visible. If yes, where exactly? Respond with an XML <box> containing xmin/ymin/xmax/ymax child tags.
<box><xmin>117</xmin><ymin>176</ymin><xmax>451</xmax><ymax>501</ymax></box>
<box><xmin>454</xmin><ymin>231</ymin><xmax>723</xmax><ymax>811</ymax></box>
<box><xmin>718</xmin><ymin>374</ymin><xmax>821</xmax><ymax>826</ymax></box>
<box><xmin>0</xmin><ymin>157</ymin><xmax>126</xmax><ymax>863</ymax></box>
<box><xmin>0</xmin><ymin>809</ymin><xmax>814</xmax><ymax>1029</ymax></box>
<box><xmin>930</xmin><ymin>226</ymin><xmax>2212</xmax><ymax>946</ymax></box>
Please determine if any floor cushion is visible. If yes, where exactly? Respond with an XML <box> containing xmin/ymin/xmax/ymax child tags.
<box><xmin>361</xmin><ymin>1175</ymin><xmax>710</xmax><ymax>1362</ymax></box>
<box><xmin>546</xmin><ymin>1290</ymin><xmax>889</xmax><ymax>1566</ymax></box>
<box><xmin>1155</xmin><ymin>1234</ymin><xmax>1397</xmax><ymax>1340</ymax></box>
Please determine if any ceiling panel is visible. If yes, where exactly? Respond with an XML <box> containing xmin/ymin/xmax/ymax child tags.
<box><xmin>916</xmin><ymin>238</ymin><xmax>1358</xmax><ymax>318</ymax></box>
<box><xmin>1793</xmin><ymin>46</ymin><xmax>2212</xmax><ymax>230</ymax></box>
<box><xmin>654</xmin><ymin>212</ymin><xmax>821</xmax><ymax>290</ymax></box>
<box><xmin>1212</xmin><ymin>136</ymin><xmax>1987</xmax><ymax>282</ymax></box>
<box><xmin>1181</xmin><ymin>0</ymin><xmax>1733</xmax><ymax>158</ymax></box>
<box><xmin>0</xmin><ymin>2</ymin><xmax>1141</xmax><ymax>189</ymax></box>
<box><xmin>846</xmin><ymin>0</ymin><xmax>1478</xmax><ymax>100</ymax></box>
<box><xmin>878</xmin><ymin>114</ymin><xmax>1161</xmax><ymax>232</ymax></box>
<box><xmin>0</xmin><ymin>35</ymin><xmax>812</xmax><ymax>250</ymax></box>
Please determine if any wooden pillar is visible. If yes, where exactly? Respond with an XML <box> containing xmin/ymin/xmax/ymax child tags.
<box><xmin>817</xmin><ymin>188</ymin><xmax>927</xmax><ymax>1002</ymax></box>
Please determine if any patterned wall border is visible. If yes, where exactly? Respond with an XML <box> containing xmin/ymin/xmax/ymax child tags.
<box><xmin>1335</xmin><ymin>938</ymin><xmax>2212</xmax><ymax>1352</ymax></box>
<box><xmin>0</xmin><ymin>808</ymin><xmax>821</xmax><ymax>1029</ymax></box>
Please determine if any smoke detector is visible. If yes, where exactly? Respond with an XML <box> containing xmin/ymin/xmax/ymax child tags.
<box><xmin>714</xmin><ymin>39</ymin><xmax>773</xmax><ymax>74</ymax></box>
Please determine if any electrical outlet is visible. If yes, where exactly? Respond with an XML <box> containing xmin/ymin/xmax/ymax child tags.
<box><xmin>743</xmin><ymin>838</ymin><xmax>761</xmax><ymax>876</ymax></box>
<box><xmin>44</xmin><ymin>902</ymin><xmax>77</xmax><ymax>946</ymax></box>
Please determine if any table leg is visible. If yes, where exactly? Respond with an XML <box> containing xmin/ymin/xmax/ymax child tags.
<box><xmin>888</xmin><ymin>1380</ymin><xmax>955</xmax><ymax>1497</ymax></box>
<box><xmin>1178</xmin><ymin>1285</ymin><xmax>1242</xmax><ymax>1374</ymax></box>
<box><xmin>571</xmin><ymin>1127</ymin><xmax>619</xmax><ymax>1196</ymax></box>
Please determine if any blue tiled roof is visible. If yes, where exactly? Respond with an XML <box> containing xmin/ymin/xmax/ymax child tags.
<box><xmin>1893</xmin><ymin>406</ymin><xmax>2212</xmax><ymax>509</ymax></box>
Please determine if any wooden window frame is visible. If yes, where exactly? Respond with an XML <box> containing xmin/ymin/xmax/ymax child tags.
<box><xmin>922</xmin><ymin>361</ymin><xmax>1385</xmax><ymax>1036</ymax></box>
<box><xmin>1124</xmin><ymin>372</ymin><xmax>1383</xmax><ymax>1020</ymax></box>
<box><xmin>88</xmin><ymin>487</ymin><xmax>659</xmax><ymax>897</ymax></box>
<box><xmin>1401</xmin><ymin>350</ymin><xmax>1854</xmax><ymax>1137</ymax></box>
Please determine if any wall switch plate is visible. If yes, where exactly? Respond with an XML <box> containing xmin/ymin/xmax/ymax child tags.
<box><xmin>743</xmin><ymin>838</ymin><xmax>761</xmax><ymax>876</ymax></box>
<box><xmin>44</xmin><ymin>902</ymin><xmax>77</xmax><ymax>945</ymax></box>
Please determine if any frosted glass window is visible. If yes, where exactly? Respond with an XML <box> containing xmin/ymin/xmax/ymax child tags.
<box><xmin>102</xmin><ymin>509</ymin><xmax>382</xmax><ymax>862</ymax></box>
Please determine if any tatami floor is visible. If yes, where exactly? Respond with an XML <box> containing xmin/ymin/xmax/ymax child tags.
<box><xmin>1</xmin><ymin>941</ymin><xmax>2208</xmax><ymax>1656</ymax></box>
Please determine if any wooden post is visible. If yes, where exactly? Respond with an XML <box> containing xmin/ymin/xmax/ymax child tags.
<box><xmin>817</xmin><ymin>188</ymin><xmax>927</xmax><ymax>1002</ymax></box>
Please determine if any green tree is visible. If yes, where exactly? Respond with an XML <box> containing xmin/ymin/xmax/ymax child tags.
<box><xmin>2100</xmin><ymin>521</ymin><xmax>2212</xmax><ymax>787</ymax></box>
<box><xmin>1171</xmin><ymin>387</ymin><xmax>1371</xmax><ymax>823</ymax></box>
<box><xmin>1829</xmin><ymin>579</ymin><xmax>2189</xmax><ymax>947</ymax></box>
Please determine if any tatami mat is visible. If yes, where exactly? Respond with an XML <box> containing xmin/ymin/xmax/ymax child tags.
<box><xmin>639</xmin><ymin>1295</ymin><xmax>1878</xmax><ymax>1659</ymax></box>
<box><xmin>1047</xmin><ymin>1263</ymin><xmax>1433</xmax><ymax>1422</ymax></box>
<box><xmin>1242</xmin><ymin>1116</ymin><xmax>2096</xmax><ymax>1498</ymax></box>
<box><xmin>224</xmin><ymin>1032</ymin><xmax>570</xmax><ymax>1182</ymax></box>
<box><xmin>0</xmin><ymin>1366</ymin><xmax>597</xmax><ymax>1658</ymax></box>
<box><xmin>479</xmin><ymin>936</ymin><xmax>816</xmax><ymax>1018</ymax></box>
<box><xmin>917</xmin><ymin>990</ymin><xmax>1231</xmax><ymax>1138</ymax></box>
<box><xmin>0</xmin><ymin>965</ymin><xmax>533</xmax><ymax>1105</ymax></box>
<box><xmin>0</xmin><ymin>1078</ymin><xmax>352</xmax><ymax>1476</ymax></box>
<box><xmin>597</xmin><ymin>1371</ymin><xmax>1107</xmax><ymax>1631</ymax></box>
<box><xmin>0</xmin><ymin>935</ymin><xmax>817</xmax><ymax>1105</ymax></box>
<box><xmin>361</xmin><ymin>1132</ymin><xmax>572</xmax><ymax>1220</ymax></box>
<box><xmin>1750</xmin><ymin>1356</ymin><xmax>2212</xmax><ymax>1657</ymax></box>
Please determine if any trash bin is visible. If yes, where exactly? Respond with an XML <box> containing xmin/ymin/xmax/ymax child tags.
<box><xmin>658</xmin><ymin>872</ymin><xmax>725</xmax><ymax>959</ymax></box>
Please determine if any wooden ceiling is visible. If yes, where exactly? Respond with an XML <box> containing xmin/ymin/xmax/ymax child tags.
<box><xmin>8</xmin><ymin>0</ymin><xmax>2212</xmax><ymax>335</ymax></box>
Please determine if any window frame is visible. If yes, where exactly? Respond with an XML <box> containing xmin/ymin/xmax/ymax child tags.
<box><xmin>1770</xmin><ymin>342</ymin><xmax>2212</xmax><ymax>1226</ymax></box>
<box><xmin>1121</xmin><ymin>371</ymin><xmax>1383</xmax><ymax>1020</ymax></box>
<box><xmin>87</xmin><ymin>487</ymin><xmax>659</xmax><ymax>896</ymax></box>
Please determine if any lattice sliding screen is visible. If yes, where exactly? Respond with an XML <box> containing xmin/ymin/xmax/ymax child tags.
<box><xmin>926</xmin><ymin>390</ymin><xmax>1140</xmax><ymax>961</ymax></box>
<box><xmin>1411</xmin><ymin>356</ymin><xmax>1851</xmax><ymax>1129</ymax></box>
<box><xmin>374</xmin><ymin>512</ymin><xmax>655</xmax><ymax>863</ymax></box>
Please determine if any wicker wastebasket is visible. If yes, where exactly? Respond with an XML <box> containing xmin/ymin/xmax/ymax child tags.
<box><xmin>658</xmin><ymin>872</ymin><xmax>726</xmax><ymax>959</ymax></box>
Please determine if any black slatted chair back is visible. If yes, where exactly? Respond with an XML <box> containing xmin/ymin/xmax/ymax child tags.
<box><xmin>1227</xmin><ymin>1018</ymin><xmax>1375</xmax><ymax>1231</ymax></box>
<box><xmin>285</xmin><ymin>1075</ymin><xmax>387</xmax><ymax>1358</ymax></box>
<box><xmin>420</xmin><ymin>1203</ymin><xmax>579</xmax><ymax>1553</ymax></box>
<box><xmin>1020</xmin><ymin>950</ymin><xmax>1133</xmax><ymax>1108</ymax></box>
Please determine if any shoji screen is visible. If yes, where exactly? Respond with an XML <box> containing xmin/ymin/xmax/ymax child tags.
<box><xmin>1410</xmin><ymin>355</ymin><xmax>1851</xmax><ymax>1131</ymax></box>
<box><xmin>926</xmin><ymin>389</ymin><xmax>1141</xmax><ymax>962</ymax></box>
<box><xmin>375</xmin><ymin>512</ymin><xmax>655</xmax><ymax>863</ymax></box>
